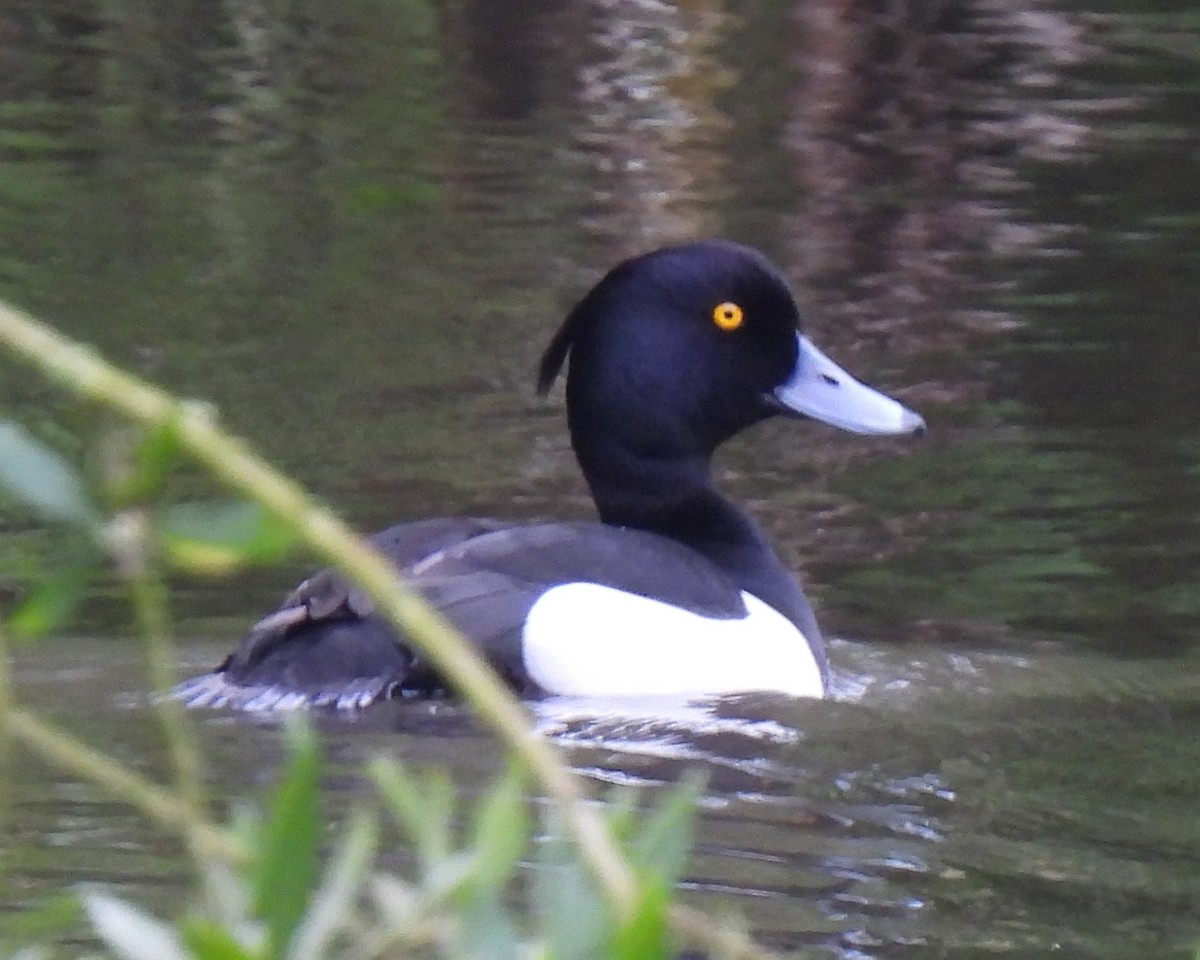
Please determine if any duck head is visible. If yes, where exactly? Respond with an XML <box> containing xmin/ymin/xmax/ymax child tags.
<box><xmin>538</xmin><ymin>240</ymin><xmax>925</xmax><ymax>465</ymax></box>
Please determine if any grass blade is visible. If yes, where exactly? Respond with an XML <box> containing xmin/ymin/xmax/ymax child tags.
<box><xmin>0</xmin><ymin>421</ymin><xmax>97</xmax><ymax>527</ymax></box>
<box><xmin>253</xmin><ymin>718</ymin><xmax>321</xmax><ymax>959</ymax></box>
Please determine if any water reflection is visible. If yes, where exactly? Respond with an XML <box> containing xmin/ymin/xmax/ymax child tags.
<box><xmin>565</xmin><ymin>0</ymin><xmax>732</xmax><ymax>256</ymax></box>
<box><xmin>1</xmin><ymin>1</ymin><xmax>1200</xmax><ymax>958</ymax></box>
<box><xmin>528</xmin><ymin>644</ymin><xmax>1200</xmax><ymax>957</ymax></box>
<box><xmin>8</xmin><ymin>632</ymin><xmax>1200</xmax><ymax>957</ymax></box>
<box><xmin>785</xmin><ymin>0</ymin><xmax>1094</xmax><ymax>335</ymax></box>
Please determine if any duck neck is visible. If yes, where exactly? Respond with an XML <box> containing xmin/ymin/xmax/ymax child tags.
<box><xmin>582</xmin><ymin>449</ymin><xmax>786</xmax><ymax>597</ymax></box>
<box><xmin>578</xmin><ymin>444</ymin><xmax>828</xmax><ymax>679</ymax></box>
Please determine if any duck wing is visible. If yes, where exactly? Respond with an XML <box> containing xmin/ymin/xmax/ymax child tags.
<box><xmin>177</xmin><ymin>520</ymin><xmax>747</xmax><ymax>709</ymax></box>
<box><xmin>175</xmin><ymin>517</ymin><xmax>503</xmax><ymax>709</ymax></box>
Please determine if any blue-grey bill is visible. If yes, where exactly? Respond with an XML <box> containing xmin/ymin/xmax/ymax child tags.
<box><xmin>773</xmin><ymin>334</ymin><xmax>926</xmax><ymax>436</ymax></box>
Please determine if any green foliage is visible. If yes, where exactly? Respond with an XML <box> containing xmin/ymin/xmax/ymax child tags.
<box><xmin>0</xmin><ymin>422</ymin><xmax>705</xmax><ymax>957</ymax></box>
<box><xmin>531</xmin><ymin>776</ymin><xmax>702</xmax><ymax>960</ymax></box>
<box><xmin>62</xmin><ymin>721</ymin><xmax>700</xmax><ymax>960</ymax></box>
<box><xmin>0</xmin><ymin>419</ymin><xmax>102</xmax><ymax>638</ymax></box>
<box><xmin>0</xmin><ymin>463</ymin><xmax>708</xmax><ymax>959</ymax></box>
<box><xmin>0</xmin><ymin>421</ymin><xmax>99</xmax><ymax>528</ymax></box>
<box><xmin>159</xmin><ymin>500</ymin><xmax>296</xmax><ymax>575</ymax></box>
<box><xmin>0</xmin><ymin>298</ymin><xmax>736</xmax><ymax>960</ymax></box>
<box><xmin>0</xmin><ymin>417</ymin><xmax>296</xmax><ymax>637</ymax></box>
<box><xmin>0</xmin><ymin>891</ymin><xmax>82</xmax><ymax>951</ymax></box>
<box><xmin>6</xmin><ymin>549</ymin><xmax>93</xmax><ymax>640</ymax></box>
<box><xmin>253</xmin><ymin>720</ymin><xmax>323</xmax><ymax>960</ymax></box>
<box><xmin>100</xmin><ymin>421</ymin><xmax>183</xmax><ymax>509</ymax></box>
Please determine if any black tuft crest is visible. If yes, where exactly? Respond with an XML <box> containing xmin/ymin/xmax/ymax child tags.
<box><xmin>536</xmin><ymin>240</ymin><xmax>792</xmax><ymax>398</ymax></box>
<box><xmin>537</xmin><ymin>299</ymin><xmax>586</xmax><ymax>396</ymax></box>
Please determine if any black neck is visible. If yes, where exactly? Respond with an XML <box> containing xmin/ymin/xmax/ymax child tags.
<box><xmin>587</xmin><ymin>458</ymin><xmax>767</xmax><ymax>568</ymax></box>
<box><xmin>580</xmin><ymin>447</ymin><xmax>820</xmax><ymax>635</ymax></box>
<box><xmin>574</xmin><ymin>440</ymin><xmax>829</xmax><ymax>680</ymax></box>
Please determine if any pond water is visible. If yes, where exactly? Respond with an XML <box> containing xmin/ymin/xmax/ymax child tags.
<box><xmin>1</xmin><ymin>1</ymin><xmax>1199</xmax><ymax>957</ymax></box>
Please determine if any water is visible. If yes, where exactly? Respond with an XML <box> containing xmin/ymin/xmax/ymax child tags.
<box><xmin>1</xmin><ymin>1</ymin><xmax>1199</xmax><ymax>956</ymax></box>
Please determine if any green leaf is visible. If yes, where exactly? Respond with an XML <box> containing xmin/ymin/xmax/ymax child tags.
<box><xmin>8</xmin><ymin>556</ymin><xmax>92</xmax><ymax>639</ymax></box>
<box><xmin>533</xmin><ymin>813</ymin><xmax>610</xmax><ymax>960</ymax></box>
<box><xmin>289</xmin><ymin>809</ymin><xmax>378</xmax><ymax>960</ymax></box>
<box><xmin>159</xmin><ymin>500</ymin><xmax>295</xmax><ymax>575</ymax></box>
<box><xmin>82</xmin><ymin>891</ymin><xmax>191</xmax><ymax>960</ymax></box>
<box><xmin>630</xmin><ymin>772</ymin><xmax>703</xmax><ymax>888</ymax></box>
<box><xmin>0</xmin><ymin>890</ymin><xmax>81</xmax><ymax>944</ymax></box>
<box><xmin>0</xmin><ymin>421</ymin><xmax>98</xmax><ymax>527</ymax></box>
<box><xmin>253</xmin><ymin>717</ymin><xmax>322</xmax><ymax>960</ymax></box>
<box><xmin>178</xmin><ymin>918</ymin><xmax>260</xmax><ymax>960</ymax></box>
<box><xmin>369</xmin><ymin>758</ymin><xmax>454</xmax><ymax>873</ymax></box>
<box><xmin>457</xmin><ymin>887</ymin><xmax>519</xmax><ymax>960</ymax></box>
<box><xmin>533</xmin><ymin>781</ymin><xmax>698</xmax><ymax>960</ymax></box>
<box><xmin>466</xmin><ymin>763</ymin><xmax>528</xmax><ymax>892</ymax></box>
<box><xmin>601</xmin><ymin>787</ymin><xmax>640</xmax><ymax>844</ymax></box>
<box><xmin>613</xmin><ymin>877</ymin><xmax>671</xmax><ymax>960</ymax></box>
<box><xmin>104</xmin><ymin>421</ymin><xmax>183</xmax><ymax>506</ymax></box>
<box><xmin>192</xmin><ymin>858</ymin><xmax>253</xmax><ymax>936</ymax></box>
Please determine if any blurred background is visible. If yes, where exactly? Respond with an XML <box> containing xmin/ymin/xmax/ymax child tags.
<box><xmin>0</xmin><ymin>1</ymin><xmax>1199</xmax><ymax>957</ymax></box>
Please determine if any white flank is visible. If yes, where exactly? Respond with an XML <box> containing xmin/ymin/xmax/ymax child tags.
<box><xmin>522</xmin><ymin>583</ymin><xmax>824</xmax><ymax>698</ymax></box>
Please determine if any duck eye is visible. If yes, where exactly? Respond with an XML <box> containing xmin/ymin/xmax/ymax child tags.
<box><xmin>712</xmin><ymin>301</ymin><xmax>744</xmax><ymax>331</ymax></box>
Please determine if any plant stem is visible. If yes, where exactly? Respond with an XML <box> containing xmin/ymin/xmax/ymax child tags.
<box><xmin>0</xmin><ymin>614</ymin><xmax>12</xmax><ymax>728</ymax></box>
<box><xmin>0</xmin><ymin>297</ymin><xmax>781</xmax><ymax>960</ymax></box>
<box><xmin>129</xmin><ymin>548</ymin><xmax>206</xmax><ymax>833</ymax></box>
<box><xmin>0</xmin><ymin>297</ymin><xmax>638</xmax><ymax>919</ymax></box>
<box><xmin>0</xmin><ymin>617</ymin><xmax>13</xmax><ymax>882</ymax></box>
<box><xmin>5</xmin><ymin>706</ymin><xmax>244</xmax><ymax>864</ymax></box>
<box><xmin>670</xmin><ymin>904</ymin><xmax>782</xmax><ymax>960</ymax></box>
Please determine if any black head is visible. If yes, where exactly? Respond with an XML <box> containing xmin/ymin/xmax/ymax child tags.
<box><xmin>538</xmin><ymin>241</ymin><xmax>804</xmax><ymax>459</ymax></box>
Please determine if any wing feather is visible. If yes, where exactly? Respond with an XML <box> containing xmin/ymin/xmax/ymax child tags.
<box><xmin>193</xmin><ymin>519</ymin><xmax>747</xmax><ymax>708</ymax></box>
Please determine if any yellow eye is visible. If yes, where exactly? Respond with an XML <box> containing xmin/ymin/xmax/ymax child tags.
<box><xmin>712</xmin><ymin>301</ymin><xmax>744</xmax><ymax>331</ymax></box>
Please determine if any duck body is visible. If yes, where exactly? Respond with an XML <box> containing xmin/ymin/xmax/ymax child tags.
<box><xmin>177</xmin><ymin>241</ymin><xmax>924</xmax><ymax>710</ymax></box>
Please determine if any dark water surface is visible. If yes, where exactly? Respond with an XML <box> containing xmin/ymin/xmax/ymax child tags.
<box><xmin>1</xmin><ymin>1</ymin><xmax>1199</xmax><ymax>957</ymax></box>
